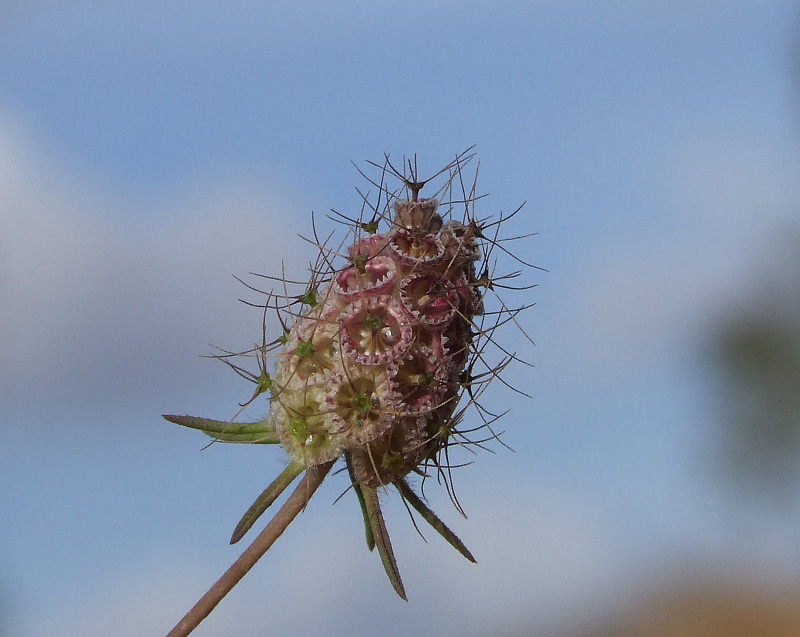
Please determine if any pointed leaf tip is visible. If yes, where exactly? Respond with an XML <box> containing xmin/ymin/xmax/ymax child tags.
<box><xmin>362</xmin><ymin>485</ymin><xmax>407</xmax><ymax>600</ymax></box>
<box><xmin>230</xmin><ymin>462</ymin><xmax>304</xmax><ymax>544</ymax></box>
<box><xmin>164</xmin><ymin>414</ymin><xmax>279</xmax><ymax>444</ymax></box>
<box><xmin>395</xmin><ymin>478</ymin><xmax>476</xmax><ymax>563</ymax></box>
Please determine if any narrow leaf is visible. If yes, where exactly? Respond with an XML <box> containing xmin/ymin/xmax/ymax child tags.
<box><xmin>345</xmin><ymin>453</ymin><xmax>375</xmax><ymax>551</ymax></box>
<box><xmin>395</xmin><ymin>478</ymin><xmax>476</xmax><ymax>563</ymax></box>
<box><xmin>362</xmin><ymin>485</ymin><xmax>407</xmax><ymax>600</ymax></box>
<box><xmin>163</xmin><ymin>415</ymin><xmax>280</xmax><ymax>444</ymax></box>
<box><xmin>230</xmin><ymin>461</ymin><xmax>304</xmax><ymax>544</ymax></box>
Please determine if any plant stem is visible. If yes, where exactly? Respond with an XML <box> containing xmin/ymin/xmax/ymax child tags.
<box><xmin>167</xmin><ymin>460</ymin><xmax>334</xmax><ymax>637</ymax></box>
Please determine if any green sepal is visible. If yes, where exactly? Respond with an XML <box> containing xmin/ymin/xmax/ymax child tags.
<box><xmin>395</xmin><ymin>478</ymin><xmax>476</xmax><ymax>563</ymax></box>
<box><xmin>163</xmin><ymin>414</ymin><xmax>279</xmax><ymax>444</ymax></box>
<box><xmin>230</xmin><ymin>461</ymin><xmax>304</xmax><ymax>544</ymax></box>
<box><xmin>362</xmin><ymin>484</ymin><xmax>407</xmax><ymax>601</ymax></box>
<box><xmin>345</xmin><ymin>453</ymin><xmax>375</xmax><ymax>551</ymax></box>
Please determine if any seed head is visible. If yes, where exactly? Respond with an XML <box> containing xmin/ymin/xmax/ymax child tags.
<box><xmin>163</xmin><ymin>149</ymin><xmax>539</xmax><ymax>633</ymax></box>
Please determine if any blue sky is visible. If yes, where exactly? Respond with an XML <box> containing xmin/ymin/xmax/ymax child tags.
<box><xmin>2</xmin><ymin>1</ymin><xmax>800</xmax><ymax>635</ymax></box>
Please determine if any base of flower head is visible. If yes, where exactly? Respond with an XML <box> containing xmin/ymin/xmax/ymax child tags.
<box><xmin>348</xmin><ymin>415</ymin><xmax>435</xmax><ymax>487</ymax></box>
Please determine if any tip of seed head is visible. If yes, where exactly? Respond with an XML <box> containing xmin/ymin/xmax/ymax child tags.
<box><xmin>393</xmin><ymin>198</ymin><xmax>442</xmax><ymax>233</ymax></box>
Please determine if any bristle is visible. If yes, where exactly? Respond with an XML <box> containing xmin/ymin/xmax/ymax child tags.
<box><xmin>166</xmin><ymin>150</ymin><xmax>538</xmax><ymax>622</ymax></box>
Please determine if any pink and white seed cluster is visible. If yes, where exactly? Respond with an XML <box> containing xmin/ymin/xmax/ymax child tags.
<box><xmin>269</xmin><ymin>197</ymin><xmax>483</xmax><ymax>487</ymax></box>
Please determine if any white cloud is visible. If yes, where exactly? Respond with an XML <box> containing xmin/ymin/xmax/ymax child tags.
<box><xmin>0</xmin><ymin>116</ymin><xmax>313</xmax><ymax>414</ymax></box>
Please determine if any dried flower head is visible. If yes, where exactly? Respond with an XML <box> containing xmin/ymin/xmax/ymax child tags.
<box><xmin>164</xmin><ymin>149</ymin><xmax>539</xmax><ymax>636</ymax></box>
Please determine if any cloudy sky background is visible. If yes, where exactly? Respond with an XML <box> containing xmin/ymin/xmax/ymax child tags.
<box><xmin>2</xmin><ymin>1</ymin><xmax>800</xmax><ymax>635</ymax></box>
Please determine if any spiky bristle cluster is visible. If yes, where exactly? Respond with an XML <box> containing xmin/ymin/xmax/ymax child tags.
<box><xmin>271</xmin><ymin>195</ymin><xmax>483</xmax><ymax>487</ymax></box>
<box><xmin>164</xmin><ymin>150</ymin><xmax>537</xmax><ymax>627</ymax></box>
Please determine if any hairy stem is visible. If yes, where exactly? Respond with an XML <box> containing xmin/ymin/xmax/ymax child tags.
<box><xmin>167</xmin><ymin>460</ymin><xmax>334</xmax><ymax>637</ymax></box>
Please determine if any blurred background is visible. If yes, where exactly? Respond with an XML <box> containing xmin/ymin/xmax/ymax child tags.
<box><xmin>2</xmin><ymin>2</ymin><xmax>800</xmax><ymax>635</ymax></box>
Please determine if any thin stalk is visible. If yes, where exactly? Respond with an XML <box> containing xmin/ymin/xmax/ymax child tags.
<box><xmin>167</xmin><ymin>460</ymin><xmax>335</xmax><ymax>637</ymax></box>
